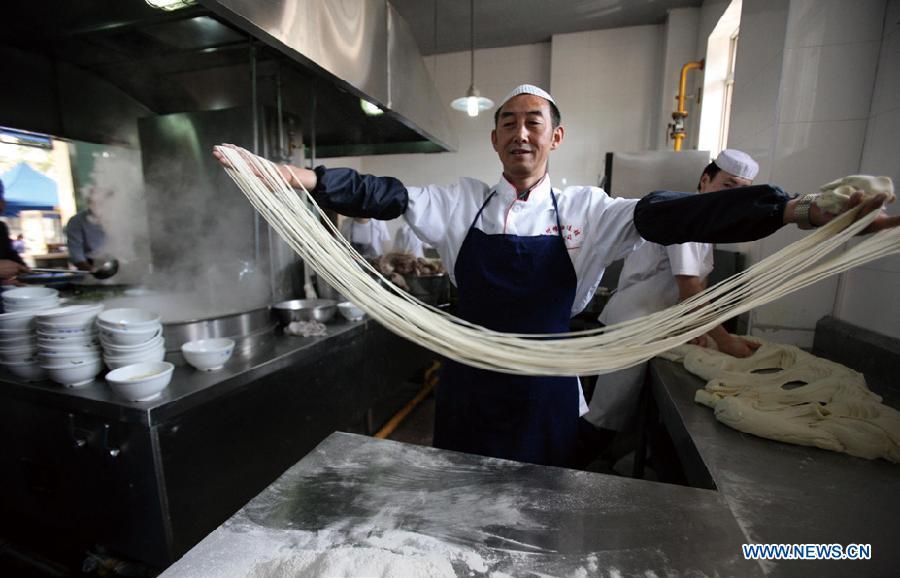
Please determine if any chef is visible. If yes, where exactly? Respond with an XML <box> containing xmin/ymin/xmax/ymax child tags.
<box><xmin>214</xmin><ymin>84</ymin><xmax>897</xmax><ymax>468</ymax></box>
<box><xmin>339</xmin><ymin>217</ymin><xmax>390</xmax><ymax>259</ymax></box>
<box><xmin>65</xmin><ymin>188</ymin><xmax>108</xmax><ymax>272</ymax></box>
<box><xmin>580</xmin><ymin>150</ymin><xmax>764</xmax><ymax>452</ymax></box>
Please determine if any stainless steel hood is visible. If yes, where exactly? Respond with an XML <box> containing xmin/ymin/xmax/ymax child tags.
<box><xmin>0</xmin><ymin>0</ymin><xmax>456</xmax><ymax>155</ymax></box>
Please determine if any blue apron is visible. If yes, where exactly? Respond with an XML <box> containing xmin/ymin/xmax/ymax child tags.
<box><xmin>433</xmin><ymin>188</ymin><xmax>580</xmax><ymax>467</ymax></box>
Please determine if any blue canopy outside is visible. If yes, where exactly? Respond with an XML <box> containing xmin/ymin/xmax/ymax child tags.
<box><xmin>0</xmin><ymin>162</ymin><xmax>59</xmax><ymax>216</ymax></box>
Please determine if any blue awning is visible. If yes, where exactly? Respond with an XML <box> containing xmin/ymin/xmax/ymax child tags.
<box><xmin>0</xmin><ymin>162</ymin><xmax>59</xmax><ymax>215</ymax></box>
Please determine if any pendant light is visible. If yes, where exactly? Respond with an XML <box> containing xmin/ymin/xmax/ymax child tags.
<box><xmin>450</xmin><ymin>0</ymin><xmax>493</xmax><ymax>117</ymax></box>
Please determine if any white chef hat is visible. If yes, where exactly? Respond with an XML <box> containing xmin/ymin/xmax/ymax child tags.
<box><xmin>498</xmin><ymin>84</ymin><xmax>556</xmax><ymax>108</ymax></box>
<box><xmin>496</xmin><ymin>84</ymin><xmax>561</xmax><ymax>123</ymax></box>
<box><xmin>714</xmin><ymin>149</ymin><xmax>759</xmax><ymax>180</ymax></box>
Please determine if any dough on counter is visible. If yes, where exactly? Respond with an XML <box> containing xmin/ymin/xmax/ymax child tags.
<box><xmin>668</xmin><ymin>341</ymin><xmax>900</xmax><ymax>463</ymax></box>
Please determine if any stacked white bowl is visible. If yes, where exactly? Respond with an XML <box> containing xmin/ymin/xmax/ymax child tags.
<box><xmin>0</xmin><ymin>309</ymin><xmax>42</xmax><ymax>380</ymax></box>
<box><xmin>97</xmin><ymin>308</ymin><xmax>165</xmax><ymax>369</ymax></box>
<box><xmin>3</xmin><ymin>287</ymin><xmax>61</xmax><ymax>312</ymax></box>
<box><xmin>35</xmin><ymin>305</ymin><xmax>105</xmax><ymax>387</ymax></box>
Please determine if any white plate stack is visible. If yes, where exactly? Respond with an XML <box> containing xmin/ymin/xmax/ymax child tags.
<box><xmin>97</xmin><ymin>308</ymin><xmax>165</xmax><ymax>369</ymax></box>
<box><xmin>35</xmin><ymin>305</ymin><xmax>105</xmax><ymax>387</ymax></box>
<box><xmin>0</xmin><ymin>309</ymin><xmax>42</xmax><ymax>381</ymax></box>
<box><xmin>3</xmin><ymin>287</ymin><xmax>61</xmax><ymax>312</ymax></box>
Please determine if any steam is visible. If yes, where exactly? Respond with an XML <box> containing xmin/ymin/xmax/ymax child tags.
<box><xmin>84</xmin><ymin>148</ymin><xmax>273</xmax><ymax>322</ymax></box>
<box><xmin>83</xmin><ymin>150</ymin><xmax>151</xmax><ymax>283</ymax></box>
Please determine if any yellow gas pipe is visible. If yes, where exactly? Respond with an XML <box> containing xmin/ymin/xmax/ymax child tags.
<box><xmin>671</xmin><ymin>59</ymin><xmax>704</xmax><ymax>151</ymax></box>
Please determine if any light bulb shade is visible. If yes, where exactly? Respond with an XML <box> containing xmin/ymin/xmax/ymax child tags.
<box><xmin>451</xmin><ymin>89</ymin><xmax>494</xmax><ymax>116</ymax></box>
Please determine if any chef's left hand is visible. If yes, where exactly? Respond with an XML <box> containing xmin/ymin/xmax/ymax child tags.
<box><xmin>810</xmin><ymin>191</ymin><xmax>900</xmax><ymax>234</ymax></box>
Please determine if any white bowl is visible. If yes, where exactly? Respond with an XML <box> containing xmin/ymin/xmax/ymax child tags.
<box><xmin>38</xmin><ymin>342</ymin><xmax>101</xmax><ymax>355</ymax></box>
<box><xmin>41</xmin><ymin>358</ymin><xmax>104</xmax><ymax>387</ymax></box>
<box><xmin>106</xmin><ymin>361</ymin><xmax>174</xmax><ymax>401</ymax></box>
<box><xmin>104</xmin><ymin>345</ymin><xmax>166</xmax><ymax>369</ymax></box>
<box><xmin>35</xmin><ymin>304</ymin><xmax>103</xmax><ymax>326</ymax></box>
<box><xmin>0</xmin><ymin>336</ymin><xmax>37</xmax><ymax>350</ymax></box>
<box><xmin>37</xmin><ymin>332</ymin><xmax>99</xmax><ymax>346</ymax></box>
<box><xmin>337</xmin><ymin>301</ymin><xmax>365</xmax><ymax>322</ymax></box>
<box><xmin>181</xmin><ymin>338</ymin><xmax>235</xmax><ymax>371</ymax></box>
<box><xmin>3</xmin><ymin>287</ymin><xmax>59</xmax><ymax>302</ymax></box>
<box><xmin>0</xmin><ymin>326</ymin><xmax>34</xmax><ymax>336</ymax></box>
<box><xmin>0</xmin><ymin>347</ymin><xmax>38</xmax><ymax>364</ymax></box>
<box><xmin>0</xmin><ymin>310</ymin><xmax>39</xmax><ymax>331</ymax></box>
<box><xmin>104</xmin><ymin>353</ymin><xmax>165</xmax><ymax>370</ymax></box>
<box><xmin>101</xmin><ymin>334</ymin><xmax>164</xmax><ymax>354</ymax></box>
<box><xmin>99</xmin><ymin>324</ymin><xmax>162</xmax><ymax>346</ymax></box>
<box><xmin>97</xmin><ymin>308</ymin><xmax>161</xmax><ymax>330</ymax></box>
<box><xmin>5</xmin><ymin>299</ymin><xmax>60</xmax><ymax>311</ymax></box>
<box><xmin>36</xmin><ymin>323</ymin><xmax>97</xmax><ymax>337</ymax></box>
<box><xmin>1</xmin><ymin>359</ymin><xmax>47</xmax><ymax>381</ymax></box>
<box><xmin>38</xmin><ymin>353</ymin><xmax>102</xmax><ymax>368</ymax></box>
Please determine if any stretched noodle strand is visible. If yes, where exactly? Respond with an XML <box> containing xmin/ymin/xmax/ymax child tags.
<box><xmin>217</xmin><ymin>147</ymin><xmax>900</xmax><ymax>376</ymax></box>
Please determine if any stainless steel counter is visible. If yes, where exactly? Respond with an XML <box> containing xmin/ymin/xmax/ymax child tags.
<box><xmin>650</xmin><ymin>359</ymin><xmax>900</xmax><ymax>577</ymax></box>
<box><xmin>0</xmin><ymin>317</ymin><xmax>435</xmax><ymax>567</ymax></box>
<box><xmin>1</xmin><ymin>318</ymin><xmax>367</xmax><ymax>425</ymax></box>
<box><xmin>162</xmin><ymin>432</ymin><xmax>763</xmax><ymax>577</ymax></box>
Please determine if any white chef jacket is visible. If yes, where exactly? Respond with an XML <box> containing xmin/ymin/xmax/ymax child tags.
<box><xmin>404</xmin><ymin>174</ymin><xmax>644</xmax><ymax>316</ymax></box>
<box><xmin>402</xmin><ymin>174</ymin><xmax>644</xmax><ymax>418</ymax></box>
<box><xmin>339</xmin><ymin>218</ymin><xmax>390</xmax><ymax>258</ymax></box>
<box><xmin>393</xmin><ymin>223</ymin><xmax>427</xmax><ymax>258</ymax></box>
<box><xmin>599</xmin><ymin>241</ymin><xmax>714</xmax><ymax>326</ymax></box>
<box><xmin>587</xmin><ymin>239</ymin><xmax>713</xmax><ymax>430</ymax></box>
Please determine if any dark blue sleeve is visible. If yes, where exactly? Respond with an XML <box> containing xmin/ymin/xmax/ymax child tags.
<box><xmin>311</xmin><ymin>166</ymin><xmax>408</xmax><ymax>220</ymax></box>
<box><xmin>633</xmin><ymin>185</ymin><xmax>790</xmax><ymax>244</ymax></box>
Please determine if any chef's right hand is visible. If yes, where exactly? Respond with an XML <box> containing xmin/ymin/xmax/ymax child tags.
<box><xmin>212</xmin><ymin>144</ymin><xmax>318</xmax><ymax>191</ymax></box>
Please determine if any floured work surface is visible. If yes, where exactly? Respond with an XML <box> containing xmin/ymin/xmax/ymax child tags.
<box><xmin>650</xmin><ymin>359</ymin><xmax>900</xmax><ymax>577</ymax></box>
<box><xmin>162</xmin><ymin>432</ymin><xmax>761</xmax><ymax>577</ymax></box>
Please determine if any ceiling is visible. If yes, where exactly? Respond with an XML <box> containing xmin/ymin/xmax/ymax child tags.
<box><xmin>390</xmin><ymin>0</ymin><xmax>703</xmax><ymax>56</ymax></box>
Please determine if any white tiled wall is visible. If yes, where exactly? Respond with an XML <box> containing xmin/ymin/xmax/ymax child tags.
<box><xmin>835</xmin><ymin>0</ymin><xmax>900</xmax><ymax>338</ymax></box>
<box><xmin>550</xmin><ymin>25</ymin><xmax>664</xmax><ymax>188</ymax></box>
<box><xmin>726</xmin><ymin>0</ymin><xmax>889</xmax><ymax>346</ymax></box>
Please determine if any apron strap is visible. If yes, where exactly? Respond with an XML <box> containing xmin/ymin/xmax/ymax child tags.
<box><xmin>469</xmin><ymin>186</ymin><xmax>565</xmax><ymax>239</ymax></box>
<box><xmin>468</xmin><ymin>190</ymin><xmax>498</xmax><ymax>231</ymax></box>
<box><xmin>549</xmin><ymin>189</ymin><xmax>564</xmax><ymax>239</ymax></box>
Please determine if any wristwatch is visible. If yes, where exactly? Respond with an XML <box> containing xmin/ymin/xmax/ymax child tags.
<box><xmin>794</xmin><ymin>193</ymin><xmax>819</xmax><ymax>229</ymax></box>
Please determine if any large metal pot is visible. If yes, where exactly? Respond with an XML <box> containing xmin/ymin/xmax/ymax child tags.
<box><xmin>402</xmin><ymin>274</ymin><xmax>450</xmax><ymax>305</ymax></box>
<box><xmin>272</xmin><ymin>299</ymin><xmax>337</xmax><ymax>324</ymax></box>
<box><xmin>163</xmin><ymin>306</ymin><xmax>276</xmax><ymax>354</ymax></box>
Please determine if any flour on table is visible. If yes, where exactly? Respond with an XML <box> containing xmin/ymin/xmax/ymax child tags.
<box><xmin>249</xmin><ymin>546</ymin><xmax>455</xmax><ymax>578</ymax></box>
<box><xmin>665</xmin><ymin>340</ymin><xmax>900</xmax><ymax>462</ymax></box>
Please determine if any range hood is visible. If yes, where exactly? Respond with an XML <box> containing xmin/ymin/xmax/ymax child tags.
<box><xmin>0</xmin><ymin>0</ymin><xmax>457</xmax><ymax>156</ymax></box>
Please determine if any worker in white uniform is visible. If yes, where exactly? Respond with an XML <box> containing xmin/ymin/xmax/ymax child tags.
<box><xmin>393</xmin><ymin>222</ymin><xmax>428</xmax><ymax>258</ymax></box>
<box><xmin>582</xmin><ymin>149</ymin><xmax>763</xmax><ymax>441</ymax></box>
<box><xmin>339</xmin><ymin>217</ymin><xmax>390</xmax><ymax>259</ymax></box>
<box><xmin>214</xmin><ymin>85</ymin><xmax>898</xmax><ymax>469</ymax></box>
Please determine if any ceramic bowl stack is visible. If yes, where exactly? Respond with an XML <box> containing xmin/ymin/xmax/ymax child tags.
<box><xmin>98</xmin><ymin>308</ymin><xmax>165</xmax><ymax>369</ymax></box>
<box><xmin>35</xmin><ymin>305</ymin><xmax>105</xmax><ymax>387</ymax></box>
<box><xmin>3</xmin><ymin>287</ymin><xmax>61</xmax><ymax>312</ymax></box>
<box><xmin>0</xmin><ymin>309</ymin><xmax>42</xmax><ymax>380</ymax></box>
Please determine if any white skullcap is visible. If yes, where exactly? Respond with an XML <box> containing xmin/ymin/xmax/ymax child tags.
<box><xmin>714</xmin><ymin>149</ymin><xmax>759</xmax><ymax>180</ymax></box>
<box><xmin>498</xmin><ymin>84</ymin><xmax>557</xmax><ymax>110</ymax></box>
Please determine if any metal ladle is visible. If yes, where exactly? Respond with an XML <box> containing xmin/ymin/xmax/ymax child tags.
<box><xmin>30</xmin><ymin>258</ymin><xmax>120</xmax><ymax>280</ymax></box>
